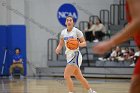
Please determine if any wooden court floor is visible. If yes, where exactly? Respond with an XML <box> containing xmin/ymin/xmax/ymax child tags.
<box><xmin>0</xmin><ymin>77</ymin><xmax>130</xmax><ymax>93</ymax></box>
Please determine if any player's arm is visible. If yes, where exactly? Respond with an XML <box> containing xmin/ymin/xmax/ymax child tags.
<box><xmin>93</xmin><ymin>18</ymin><xmax>140</xmax><ymax>54</ymax></box>
<box><xmin>109</xmin><ymin>0</ymin><xmax>140</xmax><ymax>47</ymax></box>
<box><xmin>55</xmin><ymin>38</ymin><xmax>64</xmax><ymax>54</ymax></box>
<box><xmin>79</xmin><ymin>37</ymin><xmax>86</xmax><ymax>47</ymax></box>
<box><xmin>77</xmin><ymin>29</ymin><xmax>86</xmax><ymax>47</ymax></box>
<box><xmin>110</xmin><ymin>18</ymin><xmax>140</xmax><ymax>47</ymax></box>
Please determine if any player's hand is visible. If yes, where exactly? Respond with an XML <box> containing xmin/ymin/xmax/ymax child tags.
<box><xmin>92</xmin><ymin>40</ymin><xmax>113</xmax><ymax>54</ymax></box>
<box><xmin>55</xmin><ymin>48</ymin><xmax>61</xmax><ymax>54</ymax></box>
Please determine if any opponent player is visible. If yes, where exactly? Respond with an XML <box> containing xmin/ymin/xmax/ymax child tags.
<box><xmin>55</xmin><ymin>16</ymin><xmax>97</xmax><ymax>93</ymax></box>
<box><xmin>93</xmin><ymin>0</ymin><xmax>140</xmax><ymax>93</ymax></box>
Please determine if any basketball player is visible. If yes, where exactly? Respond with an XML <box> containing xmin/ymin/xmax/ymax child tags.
<box><xmin>55</xmin><ymin>16</ymin><xmax>96</xmax><ymax>93</ymax></box>
<box><xmin>93</xmin><ymin>0</ymin><xmax>140</xmax><ymax>93</ymax></box>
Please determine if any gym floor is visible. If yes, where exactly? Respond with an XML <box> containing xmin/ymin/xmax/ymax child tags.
<box><xmin>0</xmin><ymin>77</ymin><xmax>130</xmax><ymax>93</ymax></box>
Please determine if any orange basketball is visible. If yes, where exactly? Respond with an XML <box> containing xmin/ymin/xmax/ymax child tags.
<box><xmin>66</xmin><ymin>38</ymin><xmax>79</xmax><ymax>50</ymax></box>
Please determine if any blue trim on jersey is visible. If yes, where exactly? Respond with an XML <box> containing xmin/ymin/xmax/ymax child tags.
<box><xmin>68</xmin><ymin>54</ymin><xmax>76</xmax><ymax>64</ymax></box>
<box><xmin>64</xmin><ymin>36</ymin><xmax>74</xmax><ymax>40</ymax></box>
<box><xmin>76</xmin><ymin>51</ymin><xmax>79</xmax><ymax>67</ymax></box>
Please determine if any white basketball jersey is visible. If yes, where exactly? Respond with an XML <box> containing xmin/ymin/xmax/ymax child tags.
<box><xmin>60</xmin><ymin>27</ymin><xmax>83</xmax><ymax>67</ymax></box>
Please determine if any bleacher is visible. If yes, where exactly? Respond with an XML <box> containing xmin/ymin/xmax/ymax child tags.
<box><xmin>36</xmin><ymin>0</ymin><xmax>135</xmax><ymax>78</ymax></box>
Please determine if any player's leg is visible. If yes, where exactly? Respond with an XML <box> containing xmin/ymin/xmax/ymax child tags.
<box><xmin>130</xmin><ymin>58</ymin><xmax>140</xmax><ymax>93</ymax></box>
<box><xmin>74</xmin><ymin>51</ymin><xmax>90</xmax><ymax>89</ymax></box>
<box><xmin>74</xmin><ymin>67</ymin><xmax>96</xmax><ymax>93</ymax></box>
<box><xmin>74</xmin><ymin>51</ymin><xmax>96</xmax><ymax>93</ymax></box>
<box><xmin>64</xmin><ymin>65</ymin><xmax>76</xmax><ymax>93</ymax></box>
<box><xmin>130</xmin><ymin>75</ymin><xmax>140</xmax><ymax>93</ymax></box>
<box><xmin>74</xmin><ymin>67</ymin><xmax>90</xmax><ymax>89</ymax></box>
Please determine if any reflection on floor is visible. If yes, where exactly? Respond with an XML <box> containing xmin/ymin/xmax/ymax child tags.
<box><xmin>0</xmin><ymin>77</ymin><xmax>130</xmax><ymax>93</ymax></box>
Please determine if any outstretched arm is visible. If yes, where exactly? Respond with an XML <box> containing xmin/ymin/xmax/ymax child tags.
<box><xmin>110</xmin><ymin>18</ymin><xmax>140</xmax><ymax>47</ymax></box>
<box><xmin>93</xmin><ymin>18</ymin><xmax>140</xmax><ymax>54</ymax></box>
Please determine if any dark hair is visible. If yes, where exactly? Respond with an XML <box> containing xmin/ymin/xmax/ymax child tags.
<box><xmin>130</xmin><ymin>48</ymin><xmax>135</xmax><ymax>53</ymax></box>
<box><xmin>88</xmin><ymin>21</ymin><xmax>94</xmax><ymax>29</ymax></box>
<box><xmin>96</xmin><ymin>17</ymin><xmax>102</xmax><ymax>24</ymax></box>
<box><xmin>15</xmin><ymin>48</ymin><xmax>21</xmax><ymax>52</ymax></box>
<box><xmin>66</xmin><ymin>16</ymin><xmax>73</xmax><ymax>19</ymax></box>
<box><xmin>66</xmin><ymin>16</ymin><xmax>74</xmax><ymax>22</ymax></box>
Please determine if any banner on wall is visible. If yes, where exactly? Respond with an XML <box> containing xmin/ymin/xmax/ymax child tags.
<box><xmin>57</xmin><ymin>3</ymin><xmax>78</xmax><ymax>27</ymax></box>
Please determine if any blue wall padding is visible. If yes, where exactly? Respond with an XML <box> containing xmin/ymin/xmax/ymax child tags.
<box><xmin>0</xmin><ymin>26</ymin><xmax>7</xmax><ymax>75</ymax></box>
<box><xmin>0</xmin><ymin>25</ymin><xmax>26</xmax><ymax>76</ymax></box>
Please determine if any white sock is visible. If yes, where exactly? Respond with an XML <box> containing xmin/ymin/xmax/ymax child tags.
<box><xmin>69</xmin><ymin>92</ymin><xmax>73</xmax><ymax>93</ymax></box>
<box><xmin>88</xmin><ymin>88</ymin><xmax>93</xmax><ymax>92</ymax></box>
<box><xmin>88</xmin><ymin>88</ymin><xmax>97</xmax><ymax>93</ymax></box>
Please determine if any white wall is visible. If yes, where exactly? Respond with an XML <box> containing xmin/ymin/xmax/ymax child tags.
<box><xmin>0</xmin><ymin>0</ymin><xmax>25</xmax><ymax>25</ymax></box>
<box><xmin>0</xmin><ymin>0</ymin><xmax>120</xmax><ymax>76</ymax></box>
<box><xmin>113</xmin><ymin>0</ymin><xmax>120</xmax><ymax>4</ymax></box>
<box><xmin>10</xmin><ymin>0</ymin><xmax>25</xmax><ymax>24</ymax></box>
<box><xmin>0</xmin><ymin>0</ymin><xmax>8</xmax><ymax>25</ymax></box>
